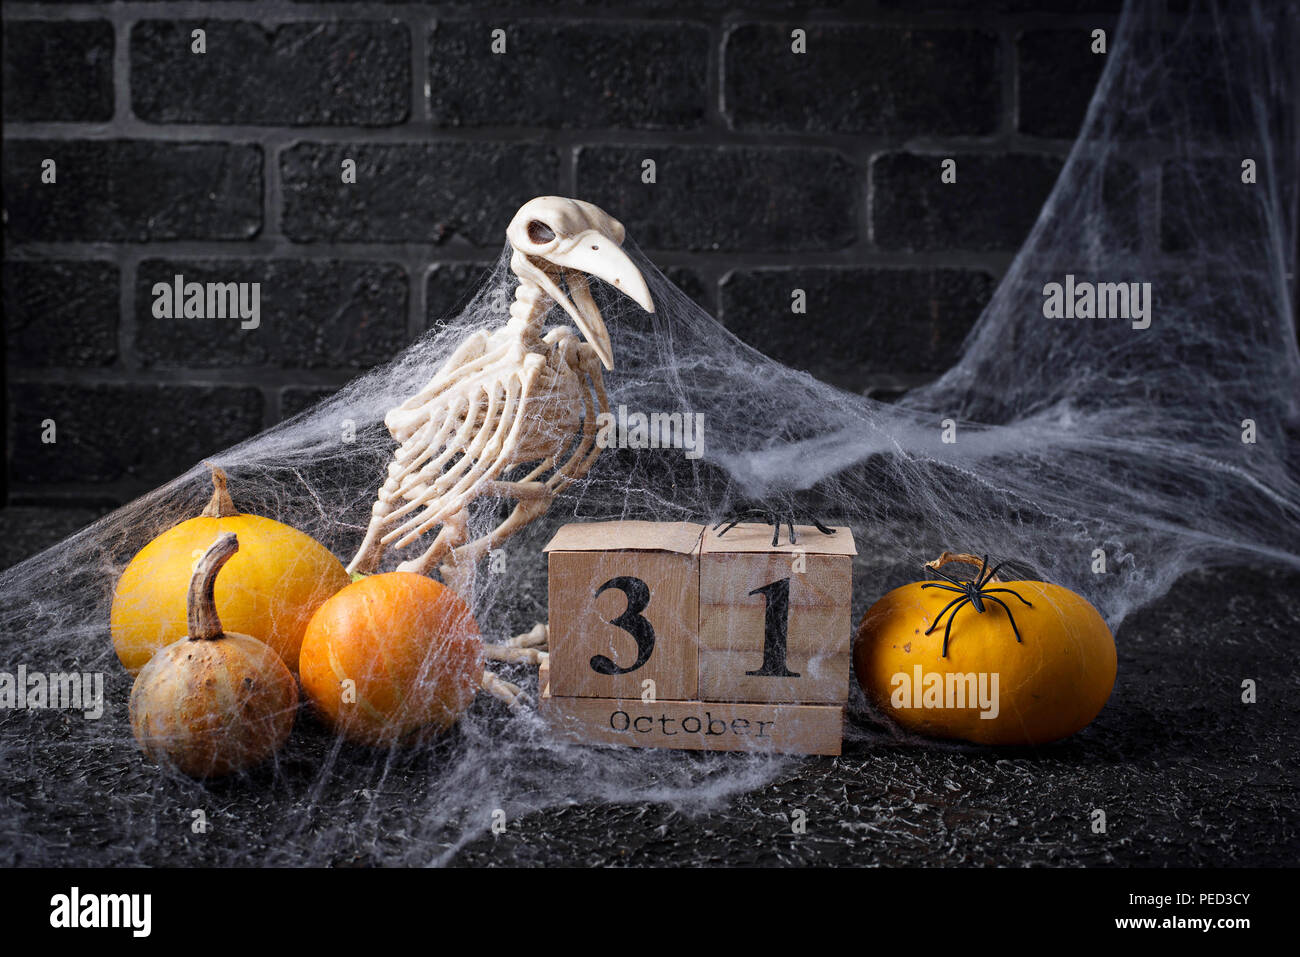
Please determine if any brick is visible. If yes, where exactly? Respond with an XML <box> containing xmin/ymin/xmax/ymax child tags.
<box><xmin>131</xmin><ymin>21</ymin><xmax>409</xmax><ymax>126</ymax></box>
<box><xmin>725</xmin><ymin>24</ymin><xmax>998</xmax><ymax>136</ymax></box>
<box><xmin>719</xmin><ymin>267</ymin><xmax>993</xmax><ymax>390</ymax></box>
<box><xmin>429</xmin><ymin>21</ymin><xmax>707</xmax><ymax>130</ymax></box>
<box><xmin>661</xmin><ymin>267</ymin><xmax>714</xmax><ymax>315</ymax></box>
<box><xmin>1058</xmin><ymin>28</ymin><xmax>1248</xmax><ymax>145</ymax></box>
<box><xmin>879</xmin><ymin>0</ymin><xmax>1122</xmax><ymax>9</ymax></box>
<box><xmin>281</xmin><ymin>143</ymin><xmax>560</xmax><ymax>244</ymax></box>
<box><xmin>0</xmin><ymin>507</ymin><xmax>114</xmax><ymax>570</ymax></box>
<box><xmin>425</xmin><ymin>260</ymin><xmax>713</xmax><ymax>330</ymax></box>
<box><xmin>1129</xmin><ymin>31</ymin><xmax>1239</xmax><ymax>142</ymax></box>
<box><xmin>3</xmin><ymin>261</ymin><xmax>118</xmax><ymax>367</ymax></box>
<box><xmin>1161</xmin><ymin>159</ymin><xmax>1265</xmax><ymax>254</ymax></box>
<box><xmin>1018</xmin><ymin>30</ymin><xmax>1108</xmax><ymax>139</ymax></box>
<box><xmin>872</xmin><ymin>152</ymin><xmax>1062</xmax><ymax>252</ymax></box>
<box><xmin>3</xmin><ymin>140</ymin><xmax>262</xmax><ymax>243</ymax></box>
<box><xmin>577</xmin><ymin>146</ymin><xmax>857</xmax><ymax>252</ymax></box>
<box><xmin>2</xmin><ymin>20</ymin><xmax>114</xmax><ymax>123</ymax></box>
<box><xmin>281</xmin><ymin>387</ymin><xmax>337</xmax><ymax>420</ymax></box>
<box><xmin>426</xmin><ymin>262</ymin><xmax>498</xmax><ymax>330</ymax></box>
<box><xmin>419</xmin><ymin>0</ymin><xmax>865</xmax><ymax>7</ymax></box>
<box><xmin>10</xmin><ymin>383</ymin><xmax>263</xmax><ymax>486</ymax></box>
<box><xmin>134</xmin><ymin>260</ymin><xmax>409</xmax><ymax>369</ymax></box>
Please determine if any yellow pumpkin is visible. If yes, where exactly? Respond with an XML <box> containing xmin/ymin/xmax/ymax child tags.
<box><xmin>854</xmin><ymin>552</ymin><xmax>1116</xmax><ymax>746</ymax></box>
<box><xmin>111</xmin><ymin>465</ymin><xmax>350</xmax><ymax>675</ymax></box>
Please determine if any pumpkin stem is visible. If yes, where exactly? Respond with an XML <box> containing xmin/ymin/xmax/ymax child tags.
<box><xmin>200</xmin><ymin>463</ymin><xmax>239</xmax><ymax>518</ymax></box>
<box><xmin>926</xmin><ymin>551</ymin><xmax>1006</xmax><ymax>584</ymax></box>
<box><xmin>188</xmin><ymin>533</ymin><xmax>239</xmax><ymax>641</ymax></box>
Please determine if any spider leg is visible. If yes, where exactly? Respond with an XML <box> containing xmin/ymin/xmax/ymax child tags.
<box><xmin>927</xmin><ymin>565</ymin><xmax>969</xmax><ymax>587</ymax></box>
<box><xmin>982</xmin><ymin>559</ymin><xmax>1018</xmax><ymax>586</ymax></box>
<box><xmin>921</xmin><ymin>582</ymin><xmax>966</xmax><ymax>595</ymax></box>
<box><xmin>983</xmin><ymin>587</ymin><xmax>1034</xmax><ymax>608</ymax></box>
<box><xmin>716</xmin><ymin>508</ymin><xmax>764</xmax><ymax>534</ymax></box>
<box><xmin>714</xmin><ymin>507</ymin><xmax>766</xmax><ymax>535</ymax></box>
<box><xmin>976</xmin><ymin>555</ymin><xmax>991</xmax><ymax>587</ymax></box>
<box><xmin>924</xmin><ymin>593</ymin><xmax>970</xmax><ymax>638</ymax></box>
<box><xmin>715</xmin><ymin>508</ymin><xmax>828</xmax><ymax>547</ymax></box>
<box><xmin>941</xmin><ymin>599</ymin><xmax>969</xmax><ymax>657</ymax></box>
<box><xmin>983</xmin><ymin>595</ymin><xmax>1025</xmax><ymax>643</ymax></box>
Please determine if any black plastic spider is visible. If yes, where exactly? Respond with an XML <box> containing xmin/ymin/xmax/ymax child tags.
<box><xmin>922</xmin><ymin>554</ymin><xmax>1034</xmax><ymax>657</ymax></box>
<box><xmin>713</xmin><ymin>507</ymin><xmax>836</xmax><ymax>547</ymax></box>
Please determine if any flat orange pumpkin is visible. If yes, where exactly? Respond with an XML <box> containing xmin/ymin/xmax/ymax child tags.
<box><xmin>111</xmin><ymin>465</ymin><xmax>350</xmax><ymax>675</ymax></box>
<box><xmin>854</xmin><ymin>553</ymin><xmax>1117</xmax><ymax>746</ymax></box>
<box><xmin>298</xmin><ymin>572</ymin><xmax>484</xmax><ymax>747</ymax></box>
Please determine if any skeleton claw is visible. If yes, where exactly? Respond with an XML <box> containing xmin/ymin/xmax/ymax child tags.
<box><xmin>482</xmin><ymin>644</ymin><xmax>547</xmax><ymax>665</ymax></box>
<box><xmin>508</xmin><ymin>623</ymin><xmax>548</xmax><ymax>650</ymax></box>
<box><xmin>481</xmin><ymin>670</ymin><xmax>525</xmax><ymax>708</ymax></box>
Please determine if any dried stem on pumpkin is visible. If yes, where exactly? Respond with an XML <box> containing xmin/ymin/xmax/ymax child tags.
<box><xmin>187</xmin><ymin>532</ymin><xmax>239</xmax><ymax>641</ymax></box>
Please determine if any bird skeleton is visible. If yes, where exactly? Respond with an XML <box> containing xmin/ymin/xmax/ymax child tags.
<box><xmin>347</xmin><ymin>197</ymin><xmax>655</xmax><ymax>701</ymax></box>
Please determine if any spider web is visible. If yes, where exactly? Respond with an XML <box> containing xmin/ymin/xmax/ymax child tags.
<box><xmin>1</xmin><ymin>0</ymin><xmax>1296</xmax><ymax>865</ymax></box>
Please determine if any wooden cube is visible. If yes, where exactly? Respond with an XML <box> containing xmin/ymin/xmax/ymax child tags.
<box><xmin>540</xmin><ymin>520</ymin><xmax>855</xmax><ymax>756</ymax></box>
<box><xmin>699</xmin><ymin>523</ymin><xmax>856</xmax><ymax>704</ymax></box>
<box><xmin>538</xmin><ymin>660</ymin><xmax>843</xmax><ymax>756</ymax></box>
<box><xmin>543</xmin><ymin>521</ymin><xmax>703</xmax><ymax>701</ymax></box>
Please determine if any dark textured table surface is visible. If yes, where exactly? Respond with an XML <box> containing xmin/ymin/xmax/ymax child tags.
<box><xmin>2</xmin><ymin>506</ymin><xmax>1297</xmax><ymax>867</ymax></box>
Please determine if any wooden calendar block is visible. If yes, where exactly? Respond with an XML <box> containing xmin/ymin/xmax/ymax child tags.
<box><xmin>544</xmin><ymin>521</ymin><xmax>704</xmax><ymax>700</ymax></box>
<box><xmin>698</xmin><ymin>524</ymin><xmax>856</xmax><ymax>704</ymax></box>
<box><xmin>538</xmin><ymin>660</ymin><xmax>842</xmax><ymax>756</ymax></box>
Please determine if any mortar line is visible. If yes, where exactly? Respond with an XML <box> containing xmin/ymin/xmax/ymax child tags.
<box><xmin>0</xmin><ymin>4</ymin><xmax>1129</xmax><ymax>30</ymax></box>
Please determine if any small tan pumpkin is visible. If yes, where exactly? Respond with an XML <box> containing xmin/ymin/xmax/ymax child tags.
<box><xmin>129</xmin><ymin>533</ymin><xmax>298</xmax><ymax>778</ymax></box>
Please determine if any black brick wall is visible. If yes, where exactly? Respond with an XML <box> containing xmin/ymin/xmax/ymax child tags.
<box><xmin>3</xmin><ymin>2</ymin><xmax>1124</xmax><ymax>506</ymax></box>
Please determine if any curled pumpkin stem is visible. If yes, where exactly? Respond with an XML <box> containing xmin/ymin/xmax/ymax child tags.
<box><xmin>187</xmin><ymin>532</ymin><xmax>239</xmax><ymax>641</ymax></box>
<box><xmin>921</xmin><ymin>553</ymin><xmax>1033</xmax><ymax>657</ymax></box>
<box><xmin>925</xmin><ymin>551</ymin><xmax>1007</xmax><ymax>583</ymax></box>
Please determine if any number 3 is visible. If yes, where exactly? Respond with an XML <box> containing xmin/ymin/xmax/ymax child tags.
<box><xmin>590</xmin><ymin>576</ymin><xmax>656</xmax><ymax>675</ymax></box>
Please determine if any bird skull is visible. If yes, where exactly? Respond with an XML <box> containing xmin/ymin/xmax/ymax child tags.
<box><xmin>506</xmin><ymin>196</ymin><xmax>655</xmax><ymax>370</ymax></box>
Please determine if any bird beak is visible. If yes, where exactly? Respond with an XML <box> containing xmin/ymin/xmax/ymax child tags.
<box><xmin>540</xmin><ymin>229</ymin><xmax>655</xmax><ymax>371</ymax></box>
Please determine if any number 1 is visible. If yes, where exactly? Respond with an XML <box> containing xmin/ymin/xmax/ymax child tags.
<box><xmin>746</xmin><ymin>577</ymin><xmax>799</xmax><ymax>677</ymax></box>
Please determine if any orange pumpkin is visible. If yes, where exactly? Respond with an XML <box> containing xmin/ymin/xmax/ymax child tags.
<box><xmin>854</xmin><ymin>552</ymin><xmax>1116</xmax><ymax>746</ymax></box>
<box><xmin>111</xmin><ymin>465</ymin><xmax>350</xmax><ymax>675</ymax></box>
<box><xmin>298</xmin><ymin>573</ymin><xmax>484</xmax><ymax>746</ymax></box>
